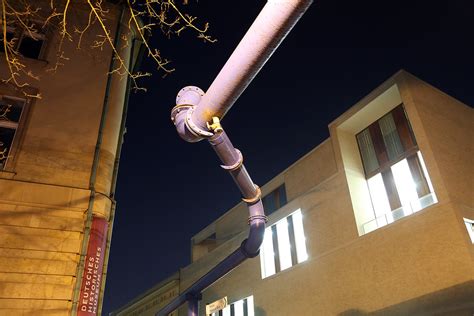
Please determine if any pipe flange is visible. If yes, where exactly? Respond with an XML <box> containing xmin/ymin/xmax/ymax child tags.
<box><xmin>247</xmin><ymin>214</ymin><xmax>268</xmax><ymax>225</ymax></box>
<box><xmin>170</xmin><ymin>104</ymin><xmax>192</xmax><ymax>124</ymax></box>
<box><xmin>185</xmin><ymin>107</ymin><xmax>214</xmax><ymax>138</ymax></box>
<box><xmin>242</xmin><ymin>185</ymin><xmax>261</xmax><ymax>204</ymax></box>
<box><xmin>220</xmin><ymin>149</ymin><xmax>243</xmax><ymax>171</ymax></box>
<box><xmin>175</xmin><ymin>86</ymin><xmax>204</xmax><ymax>104</ymax></box>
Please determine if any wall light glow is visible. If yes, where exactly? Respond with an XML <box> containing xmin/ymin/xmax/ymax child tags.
<box><xmin>292</xmin><ymin>209</ymin><xmax>308</xmax><ymax>263</ymax></box>
<box><xmin>260</xmin><ymin>229</ymin><xmax>275</xmax><ymax>278</ymax></box>
<box><xmin>392</xmin><ymin>158</ymin><xmax>421</xmax><ymax>213</ymax></box>
<box><xmin>276</xmin><ymin>218</ymin><xmax>292</xmax><ymax>271</ymax></box>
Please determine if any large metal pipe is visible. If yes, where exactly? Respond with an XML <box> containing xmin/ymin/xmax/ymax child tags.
<box><xmin>208</xmin><ymin>131</ymin><xmax>256</xmax><ymax>199</ymax></box>
<box><xmin>187</xmin><ymin>295</ymin><xmax>200</xmax><ymax>316</ymax></box>
<box><xmin>162</xmin><ymin>0</ymin><xmax>312</xmax><ymax>314</ymax></box>
<box><xmin>193</xmin><ymin>0</ymin><xmax>312</xmax><ymax>129</ymax></box>
<box><xmin>156</xmin><ymin>128</ymin><xmax>266</xmax><ymax>316</ymax></box>
<box><xmin>171</xmin><ymin>0</ymin><xmax>313</xmax><ymax>142</ymax></box>
<box><xmin>158</xmin><ymin>248</ymin><xmax>246</xmax><ymax>316</ymax></box>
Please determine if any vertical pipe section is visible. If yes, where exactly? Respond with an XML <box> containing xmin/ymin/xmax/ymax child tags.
<box><xmin>192</xmin><ymin>0</ymin><xmax>312</xmax><ymax>129</ymax></box>
<box><xmin>156</xmin><ymin>127</ymin><xmax>266</xmax><ymax>316</ymax></box>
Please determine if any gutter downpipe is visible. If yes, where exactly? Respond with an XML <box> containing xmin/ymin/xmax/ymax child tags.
<box><xmin>97</xmin><ymin>35</ymin><xmax>144</xmax><ymax>313</ymax></box>
<box><xmin>158</xmin><ymin>0</ymin><xmax>312</xmax><ymax>315</ymax></box>
<box><xmin>71</xmin><ymin>6</ymin><xmax>125</xmax><ymax>314</ymax></box>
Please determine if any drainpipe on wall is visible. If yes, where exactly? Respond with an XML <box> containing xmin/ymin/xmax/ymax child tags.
<box><xmin>97</xmin><ymin>36</ymin><xmax>145</xmax><ymax>314</ymax></box>
<box><xmin>71</xmin><ymin>6</ymin><xmax>125</xmax><ymax>316</ymax></box>
<box><xmin>158</xmin><ymin>0</ymin><xmax>312</xmax><ymax>315</ymax></box>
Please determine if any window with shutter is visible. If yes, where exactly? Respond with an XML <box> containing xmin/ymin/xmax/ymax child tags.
<box><xmin>356</xmin><ymin>105</ymin><xmax>437</xmax><ymax>234</ymax></box>
<box><xmin>260</xmin><ymin>209</ymin><xmax>308</xmax><ymax>278</ymax></box>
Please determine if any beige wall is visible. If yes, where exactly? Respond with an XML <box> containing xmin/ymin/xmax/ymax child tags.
<box><xmin>398</xmin><ymin>74</ymin><xmax>473</xmax><ymax>208</ymax></box>
<box><xmin>0</xmin><ymin>178</ymin><xmax>89</xmax><ymax>315</ymax></box>
<box><xmin>0</xmin><ymin>2</ymin><xmax>136</xmax><ymax>314</ymax></box>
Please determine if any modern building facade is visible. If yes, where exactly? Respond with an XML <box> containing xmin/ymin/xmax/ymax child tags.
<box><xmin>112</xmin><ymin>71</ymin><xmax>473</xmax><ymax>315</ymax></box>
<box><xmin>0</xmin><ymin>1</ymin><xmax>141</xmax><ymax>315</ymax></box>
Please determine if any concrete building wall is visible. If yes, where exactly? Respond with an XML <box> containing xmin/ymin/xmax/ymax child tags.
<box><xmin>0</xmin><ymin>2</ymin><xmax>138</xmax><ymax>314</ymax></box>
<box><xmin>113</xmin><ymin>71</ymin><xmax>473</xmax><ymax>315</ymax></box>
<box><xmin>193</xmin><ymin>72</ymin><xmax>474</xmax><ymax>315</ymax></box>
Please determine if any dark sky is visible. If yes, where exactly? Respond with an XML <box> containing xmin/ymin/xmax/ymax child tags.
<box><xmin>102</xmin><ymin>0</ymin><xmax>473</xmax><ymax>313</ymax></box>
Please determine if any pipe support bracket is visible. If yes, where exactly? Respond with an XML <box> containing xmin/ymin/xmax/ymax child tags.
<box><xmin>242</xmin><ymin>185</ymin><xmax>261</xmax><ymax>204</ymax></box>
<box><xmin>220</xmin><ymin>149</ymin><xmax>243</xmax><ymax>171</ymax></box>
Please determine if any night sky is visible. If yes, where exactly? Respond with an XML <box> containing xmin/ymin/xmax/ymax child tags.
<box><xmin>102</xmin><ymin>0</ymin><xmax>473</xmax><ymax>313</ymax></box>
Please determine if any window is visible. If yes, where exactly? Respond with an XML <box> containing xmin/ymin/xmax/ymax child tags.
<box><xmin>356</xmin><ymin>105</ymin><xmax>437</xmax><ymax>234</ymax></box>
<box><xmin>262</xmin><ymin>184</ymin><xmax>287</xmax><ymax>215</ymax></box>
<box><xmin>0</xmin><ymin>96</ymin><xmax>26</xmax><ymax>170</ymax></box>
<box><xmin>210</xmin><ymin>296</ymin><xmax>254</xmax><ymax>316</ymax></box>
<box><xmin>464</xmin><ymin>218</ymin><xmax>474</xmax><ymax>243</ymax></box>
<box><xmin>1</xmin><ymin>21</ymin><xmax>47</xmax><ymax>59</ymax></box>
<box><xmin>260</xmin><ymin>209</ymin><xmax>307</xmax><ymax>278</ymax></box>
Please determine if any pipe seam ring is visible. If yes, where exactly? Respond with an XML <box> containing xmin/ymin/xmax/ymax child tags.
<box><xmin>185</xmin><ymin>107</ymin><xmax>213</xmax><ymax>138</ymax></box>
<box><xmin>247</xmin><ymin>214</ymin><xmax>268</xmax><ymax>225</ymax></box>
<box><xmin>220</xmin><ymin>149</ymin><xmax>243</xmax><ymax>171</ymax></box>
<box><xmin>242</xmin><ymin>185</ymin><xmax>261</xmax><ymax>204</ymax></box>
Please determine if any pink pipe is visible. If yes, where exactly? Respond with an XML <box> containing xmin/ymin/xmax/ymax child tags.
<box><xmin>163</xmin><ymin>1</ymin><xmax>312</xmax><ymax>315</ymax></box>
<box><xmin>172</xmin><ymin>0</ymin><xmax>313</xmax><ymax>142</ymax></box>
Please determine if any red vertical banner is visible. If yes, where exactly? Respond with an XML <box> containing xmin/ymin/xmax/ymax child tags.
<box><xmin>78</xmin><ymin>216</ymin><xmax>109</xmax><ymax>316</ymax></box>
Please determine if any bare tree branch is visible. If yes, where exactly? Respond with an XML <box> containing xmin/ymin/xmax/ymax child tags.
<box><xmin>0</xmin><ymin>0</ymin><xmax>215</xmax><ymax>96</ymax></box>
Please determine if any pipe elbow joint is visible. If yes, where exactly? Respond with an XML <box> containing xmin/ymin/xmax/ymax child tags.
<box><xmin>171</xmin><ymin>86</ymin><xmax>214</xmax><ymax>143</ymax></box>
<box><xmin>241</xmin><ymin>200</ymin><xmax>267</xmax><ymax>258</ymax></box>
<box><xmin>240</xmin><ymin>239</ymin><xmax>260</xmax><ymax>258</ymax></box>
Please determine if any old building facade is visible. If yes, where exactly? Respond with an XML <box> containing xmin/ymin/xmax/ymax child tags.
<box><xmin>0</xmin><ymin>2</ymin><xmax>141</xmax><ymax>315</ymax></box>
<box><xmin>112</xmin><ymin>71</ymin><xmax>473</xmax><ymax>316</ymax></box>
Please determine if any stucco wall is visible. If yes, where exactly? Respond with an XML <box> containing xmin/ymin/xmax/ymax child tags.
<box><xmin>399</xmin><ymin>74</ymin><xmax>473</xmax><ymax>209</ymax></box>
<box><xmin>199</xmin><ymin>178</ymin><xmax>473</xmax><ymax>315</ymax></box>
<box><xmin>0</xmin><ymin>2</ymin><xmax>134</xmax><ymax>314</ymax></box>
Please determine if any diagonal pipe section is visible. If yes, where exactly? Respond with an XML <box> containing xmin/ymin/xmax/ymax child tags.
<box><xmin>157</xmin><ymin>126</ymin><xmax>266</xmax><ymax>316</ymax></box>
<box><xmin>162</xmin><ymin>0</ymin><xmax>312</xmax><ymax>314</ymax></box>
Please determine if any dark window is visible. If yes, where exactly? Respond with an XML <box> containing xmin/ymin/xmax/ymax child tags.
<box><xmin>1</xmin><ymin>22</ymin><xmax>46</xmax><ymax>59</ymax></box>
<box><xmin>357</xmin><ymin>105</ymin><xmax>418</xmax><ymax>178</ymax></box>
<box><xmin>0</xmin><ymin>30</ymin><xmax>15</xmax><ymax>53</ymax></box>
<box><xmin>0</xmin><ymin>96</ymin><xmax>26</xmax><ymax>170</ymax></box>
<box><xmin>262</xmin><ymin>184</ymin><xmax>287</xmax><ymax>214</ymax></box>
<box><xmin>18</xmin><ymin>36</ymin><xmax>44</xmax><ymax>59</ymax></box>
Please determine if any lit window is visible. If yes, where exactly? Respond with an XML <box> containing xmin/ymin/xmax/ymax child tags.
<box><xmin>260</xmin><ymin>209</ymin><xmax>307</xmax><ymax>278</ymax></box>
<box><xmin>464</xmin><ymin>218</ymin><xmax>474</xmax><ymax>243</ymax></box>
<box><xmin>356</xmin><ymin>105</ymin><xmax>437</xmax><ymax>234</ymax></box>
<box><xmin>0</xmin><ymin>96</ymin><xmax>26</xmax><ymax>170</ymax></box>
<box><xmin>210</xmin><ymin>296</ymin><xmax>254</xmax><ymax>316</ymax></box>
<box><xmin>1</xmin><ymin>21</ymin><xmax>47</xmax><ymax>59</ymax></box>
<box><xmin>262</xmin><ymin>184</ymin><xmax>287</xmax><ymax>215</ymax></box>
